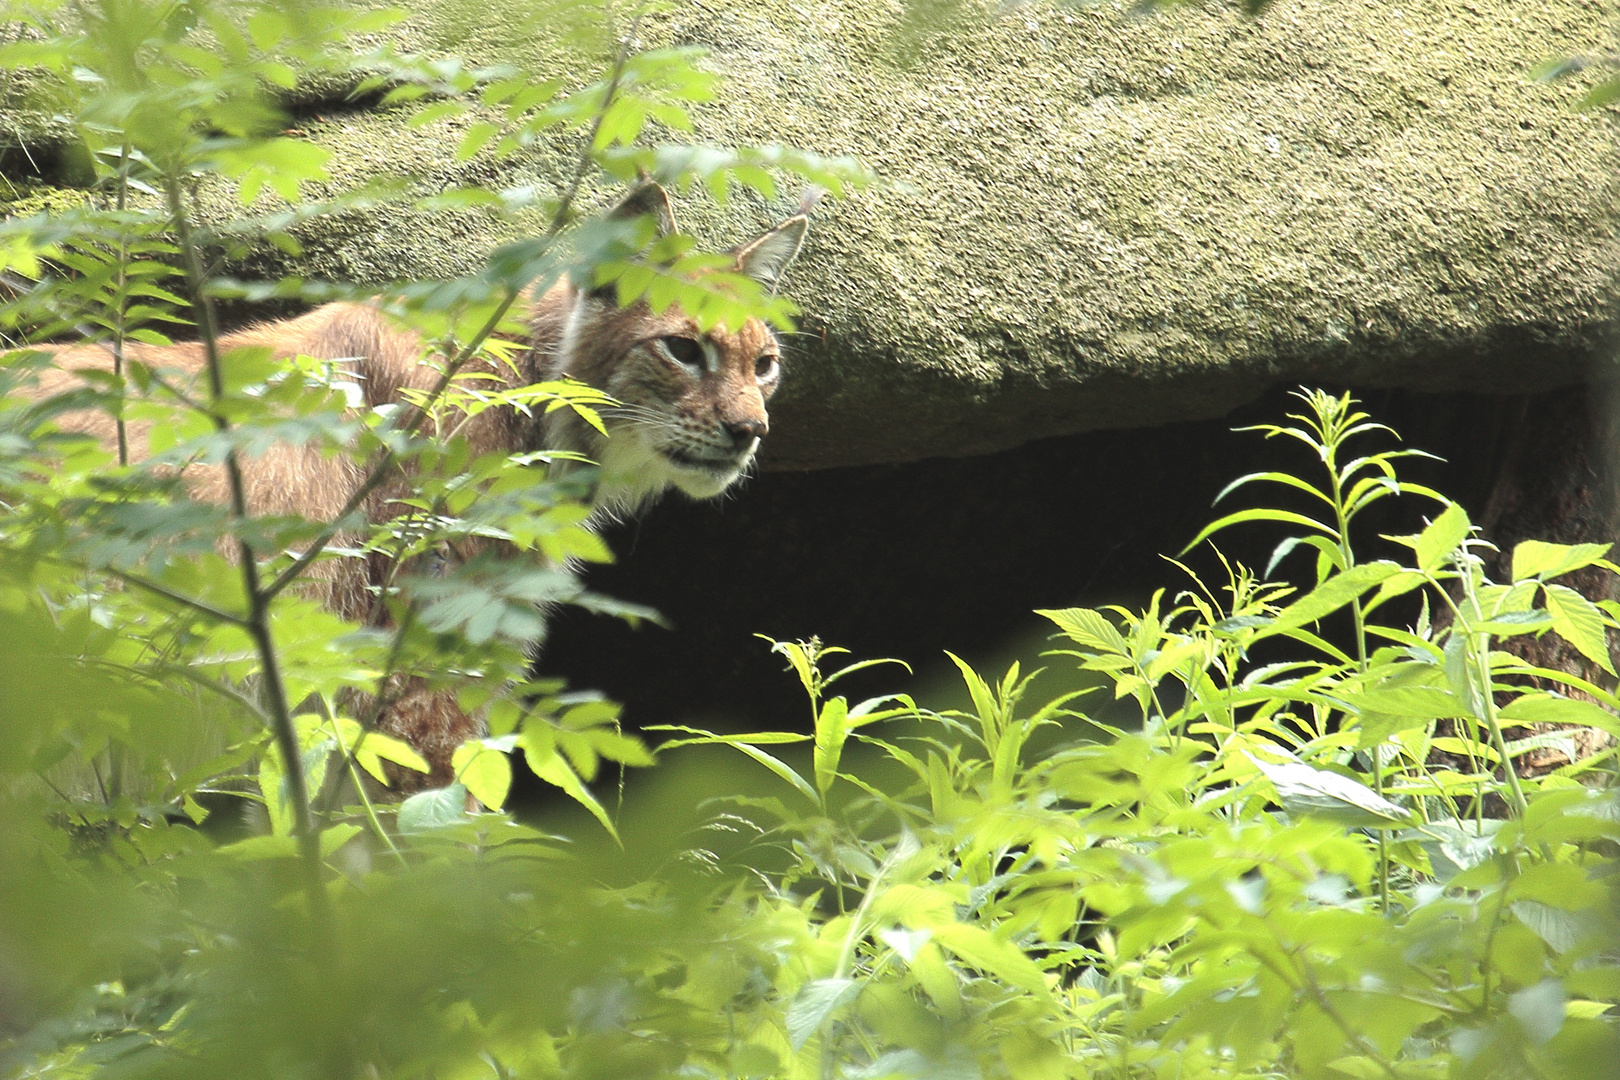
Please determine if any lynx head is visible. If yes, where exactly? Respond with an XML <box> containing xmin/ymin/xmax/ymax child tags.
<box><xmin>549</xmin><ymin>183</ymin><xmax>809</xmax><ymax>515</ymax></box>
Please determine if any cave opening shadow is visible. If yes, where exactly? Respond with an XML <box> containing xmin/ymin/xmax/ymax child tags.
<box><xmin>515</xmin><ymin>384</ymin><xmax>1576</xmax><ymax>813</ymax></box>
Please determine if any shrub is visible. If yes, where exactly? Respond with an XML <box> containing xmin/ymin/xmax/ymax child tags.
<box><xmin>1</xmin><ymin>1</ymin><xmax>1615</xmax><ymax>1076</ymax></box>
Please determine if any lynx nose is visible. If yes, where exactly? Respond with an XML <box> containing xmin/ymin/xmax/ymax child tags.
<box><xmin>724</xmin><ymin>418</ymin><xmax>767</xmax><ymax>448</ymax></box>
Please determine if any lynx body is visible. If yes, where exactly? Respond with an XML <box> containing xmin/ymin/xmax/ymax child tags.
<box><xmin>25</xmin><ymin>186</ymin><xmax>809</xmax><ymax>788</ymax></box>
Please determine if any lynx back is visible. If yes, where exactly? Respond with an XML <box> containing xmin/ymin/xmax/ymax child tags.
<box><xmin>17</xmin><ymin>183</ymin><xmax>810</xmax><ymax>791</ymax></box>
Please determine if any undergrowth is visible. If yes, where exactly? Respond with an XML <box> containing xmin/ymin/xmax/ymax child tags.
<box><xmin>0</xmin><ymin>1</ymin><xmax>1616</xmax><ymax>1078</ymax></box>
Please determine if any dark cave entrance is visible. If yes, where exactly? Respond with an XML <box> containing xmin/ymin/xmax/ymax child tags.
<box><xmin>520</xmin><ymin>381</ymin><xmax>1618</xmax><ymax>807</ymax></box>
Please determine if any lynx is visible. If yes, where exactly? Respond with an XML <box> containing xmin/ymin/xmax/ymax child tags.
<box><xmin>24</xmin><ymin>183</ymin><xmax>809</xmax><ymax>790</ymax></box>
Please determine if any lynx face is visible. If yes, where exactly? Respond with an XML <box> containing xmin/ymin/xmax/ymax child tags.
<box><xmin>558</xmin><ymin>297</ymin><xmax>783</xmax><ymax>510</ymax></box>
<box><xmin>542</xmin><ymin>188</ymin><xmax>808</xmax><ymax>515</ymax></box>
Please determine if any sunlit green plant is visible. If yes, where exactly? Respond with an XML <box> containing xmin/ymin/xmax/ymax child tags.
<box><xmin>649</xmin><ymin>391</ymin><xmax>1619</xmax><ymax>1080</ymax></box>
<box><xmin>1</xmin><ymin>2</ymin><xmax>1615</xmax><ymax>1076</ymax></box>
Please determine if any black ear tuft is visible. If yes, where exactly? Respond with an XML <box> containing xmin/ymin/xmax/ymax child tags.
<box><xmin>732</xmin><ymin>216</ymin><xmax>809</xmax><ymax>293</ymax></box>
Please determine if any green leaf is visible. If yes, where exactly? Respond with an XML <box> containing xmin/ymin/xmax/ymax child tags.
<box><xmin>319</xmin><ymin>824</ymin><xmax>363</xmax><ymax>858</ymax></box>
<box><xmin>728</xmin><ymin>742</ymin><xmax>820</xmax><ymax>806</ymax></box>
<box><xmin>1036</xmin><ymin>607</ymin><xmax>1128</xmax><ymax>654</ymax></box>
<box><xmin>931</xmin><ymin>923</ymin><xmax>1049</xmax><ymax>994</ymax></box>
<box><xmin>651</xmin><ymin>726</ymin><xmax>818</xmax><ymax>805</ymax></box>
<box><xmin>785</xmin><ymin>978</ymin><xmax>858</xmax><ymax>1050</ymax></box>
<box><xmin>947</xmin><ymin>652</ymin><xmax>999</xmax><ymax>735</ymax></box>
<box><xmin>456</xmin><ymin>122</ymin><xmax>501</xmax><ymax>162</ymax></box>
<box><xmin>1213</xmin><ymin>470</ymin><xmax>1332</xmax><ymax>507</ymax></box>
<box><xmin>1413</xmin><ymin>502</ymin><xmax>1471</xmax><ymax>572</ymax></box>
<box><xmin>218</xmin><ymin>834</ymin><xmax>299</xmax><ymax>861</ymax></box>
<box><xmin>398</xmin><ymin>783</ymin><xmax>469</xmax><ymax>833</ymax></box>
<box><xmin>1545</xmin><ymin>584</ymin><xmax>1616</xmax><ymax>675</ymax></box>
<box><xmin>823</xmin><ymin>656</ymin><xmax>911</xmax><ymax>689</ymax></box>
<box><xmin>1266</xmin><ymin>562</ymin><xmax>1404</xmax><ymax>634</ymax></box>
<box><xmin>451</xmin><ymin>740</ymin><xmax>513</xmax><ymax>810</ymax></box>
<box><xmin>1511</xmin><ymin>901</ymin><xmax>1599</xmax><ymax>955</ymax></box>
<box><xmin>257</xmin><ymin>752</ymin><xmax>290</xmax><ymax>837</ymax></box>
<box><xmin>1509</xmin><ymin>862</ymin><xmax>1606</xmax><ymax>911</ymax></box>
<box><xmin>1499</xmin><ymin>693</ymin><xmax>1620</xmax><ymax>736</ymax></box>
<box><xmin>354</xmin><ymin>731</ymin><xmax>431</xmax><ymax>785</ymax></box>
<box><xmin>1000</xmin><ymin>1031</ymin><xmax>1066</xmax><ymax>1080</ymax></box>
<box><xmin>1181</xmin><ymin>508</ymin><xmax>1336</xmax><ymax>555</ymax></box>
<box><xmin>1513</xmin><ymin>540</ymin><xmax>1613</xmax><ymax>582</ymax></box>
<box><xmin>813</xmin><ymin>696</ymin><xmax>849</xmax><ymax>797</ymax></box>
<box><xmin>1252</xmin><ymin>758</ymin><xmax>1412</xmax><ymax>827</ymax></box>
<box><xmin>1345</xmin><ymin>686</ymin><xmax>1467</xmax><ymax>747</ymax></box>
<box><xmin>1509</xmin><ymin>980</ymin><xmax>1566</xmax><ymax>1045</ymax></box>
<box><xmin>1576</xmin><ymin>75</ymin><xmax>1620</xmax><ymax>110</ymax></box>
<box><xmin>524</xmin><ymin>738</ymin><xmax>619</xmax><ymax>840</ymax></box>
<box><xmin>651</xmin><ymin>725</ymin><xmax>810</xmax><ymax>746</ymax></box>
<box><xmin>763</xmin><ymin>637</ymin><xmax>818</xmax><ymax>698</ymax></box>
<box><xmin>217</xmin><ymin>825</ymin><xmax>358</xmax><ymax>861</ymax></box>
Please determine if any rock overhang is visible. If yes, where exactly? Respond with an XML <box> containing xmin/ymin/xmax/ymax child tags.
<box><xmin>3</xmin><ymin>0</ymin><xmax>1615</xmax><ymax>469</ymax></box>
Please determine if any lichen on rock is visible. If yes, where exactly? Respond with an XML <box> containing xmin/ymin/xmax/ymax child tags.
<box><xmin>3</xmin><ymin>0</ymin><xmax>1616</xmax><ymax>469</ymax></box>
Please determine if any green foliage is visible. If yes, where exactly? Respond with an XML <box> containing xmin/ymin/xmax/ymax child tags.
<box><xmin>1</xmin><ymin>3</ymin><xmax>1616</xmax><ymax>1079</ymax></box>
<box><xmin>640</xmin><ymin>391</ymin><xmax>1619</xmax><ymax>1080</ymax></box>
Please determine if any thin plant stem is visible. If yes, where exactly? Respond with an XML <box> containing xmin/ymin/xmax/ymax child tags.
<box><xmin>314</xmin><ymin>606</ymin><xmax>418</xmax><ymax>818</ymax></box>
<box><xmin>1317</xmin><ymin>395</ymin><xmax>1392</xmax><ymax>911</ymax></box>
<box><xmin>110</xmin><ymin>141</ymin><xmax>132</xmax><ymax>467</ymax></box>
<box><xmin>109</xmin><ymin>569</ymin><xmax>248</xmax><ymax>626</ymax></box>
<box><xmin>164</xmin><ymin>172</ymin><xmax>329</xmax><ymax>937</ymax></box>
<box><xmin>1459</xmin><ymin>566</ymin><xmax>1530</xmax><ymax>818</ymax></box>
<box><xmin>323</xmin><ymin>706</ymin><xmax>407</xmax><ymax>867</ymax></box>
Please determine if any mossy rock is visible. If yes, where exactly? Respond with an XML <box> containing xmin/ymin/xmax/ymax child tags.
<box><xmin>4</xmin><ymin>0</ymin><xmax>1616</xmax><ymax>468</ymax></box>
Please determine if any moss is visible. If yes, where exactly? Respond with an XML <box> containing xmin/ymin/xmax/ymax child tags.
<box><xmin>2</xmin><ymin>0</ymin><xmax>1615</xmax><ymax>467</ymax></box>
<box><xmin>0</xmin><ymin>182</ymin><xmax>90</xmax><ymax>217</ymax></box>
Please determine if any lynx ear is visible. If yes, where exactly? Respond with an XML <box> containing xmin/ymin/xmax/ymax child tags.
<box><xmin>732</xmin><ymin>215</ymin><xmax>809</xmax><ymax>292</ymax></box>
<box><xmin>607</xmin><ymin>181</ymin><xmax>678</xmax><ymax>237</ymax></box>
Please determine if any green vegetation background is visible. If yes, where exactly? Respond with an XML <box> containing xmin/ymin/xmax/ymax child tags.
<box><xmin>0</xmin><ymin>2</ymin><xmax>1617</xmax><ymax>1078</ymax></box>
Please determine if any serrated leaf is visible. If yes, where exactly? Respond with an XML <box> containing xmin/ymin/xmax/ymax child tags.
<box><xmin>650</xmin><ymin>727</ymin><xmax>818</xmax><ymax>805</ymax></box>
<box><xmin>1181</xmin><ymin>508</ymin><xmax>1335</xmax><ymax>555</ymax></box>
<box><xmin>1545</xmin><ymin>583</ymin><xmax>1615</xmax><ymax>675</ymax></box>
<box><xmin>785</xmin><ymin>978</ymin><xmax>858</xmax><ymax>1050</ymax></box>
<box><xmin>1499</xmin><ymin>693</ymin><xmax>1620</xmax><ymax>736</ymax></box>
<box><xmin>813</xmin><ymin>696</ymin><xmax>849</xmax><ymax>797</ymax></box>
<box><xmin>1037</xmin><ymin>607</ymin><xmax>1128</xmax><ymax>654</ymax></box>
<box><xmin>1513</xmin><ymin>540</ymin><xmax>1613</xmax><ymax>582</ymax></box>
<box><xmin>456</xmin><ymin>121</ymin><xmax>501</xmax><ymax>161</ymax></box>
<box><xmin>398</xmin><ymin>783</ymin><xmax>469</xmax><ymax>833</ymax></box>
<box><xmin>524</xmin><ymin>736</ymin><xmax>618</xmax><ymax>840</ymax></box>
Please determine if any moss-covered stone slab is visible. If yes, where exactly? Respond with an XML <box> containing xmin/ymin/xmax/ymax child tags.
<box><xmin>5</xmin><ymin>0</ymin><xmax>1616</xmax><ymax>469</ymax></box>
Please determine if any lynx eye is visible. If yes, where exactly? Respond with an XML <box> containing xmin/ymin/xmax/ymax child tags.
<box><xmin>659</xmin><ymin>336</ymin><xmax>705</xmax><ymax>373</ymax></box>
<box><xmin>755</xmin><ymin>353</ymin><xmax>779</xmax><ymax>380</ymax></box>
